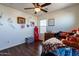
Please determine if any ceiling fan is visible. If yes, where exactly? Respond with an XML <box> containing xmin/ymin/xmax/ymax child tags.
<box><xmin>24</xmin><ymin>3</ymin><xmax>51</xmax><ymax>14</ymax></box>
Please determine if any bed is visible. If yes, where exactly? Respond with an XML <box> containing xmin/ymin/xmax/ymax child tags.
<box><xmin>41</xmin><ymin>32</ymin><xmax>79</xmax><ymax>56</ymax></box>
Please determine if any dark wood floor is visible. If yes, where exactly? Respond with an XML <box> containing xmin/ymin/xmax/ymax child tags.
<box><xmin>0</xmin><ymin>41</ymin><xmax>42</xmax><ymax>56</ymax></box>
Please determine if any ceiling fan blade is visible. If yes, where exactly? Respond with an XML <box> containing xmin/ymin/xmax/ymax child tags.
<box><xmin>33</xmin><ymin>3</ymin><xmax>38</xmax><ymax>7</ymax></box>
<box><xmin>36</xmin><ymin>3</ymin><xmax>40</xmax><ymax>6</ymax></box>
<box><xmin>24</xmin><ymin>8</ymin><xmax>34</xmax><ymax>9</ymax></box>
<box><xmin>41</xmin><ymin>3</ymin><xmax>51</xmax><ymax>7</ymax></box>
<box><xmin>41</xmin><ymin>9</ymin><xmax>48</xmax><ymax>13</ymax></box>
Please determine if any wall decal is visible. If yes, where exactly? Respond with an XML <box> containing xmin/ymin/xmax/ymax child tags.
<box><xmin>20</xmin><ymin>24</ymin><xmax>25</xmax><ymax>29</ymax></box>
<box><xmin>9</xmin><ymin>24</ymin><xmax>16</xmax><ymax>29</ymax></box>
<box><xmin>0</xmin><ymin>22</ymin><xmax>3</xmax><ymax>26</ymax></box>
<box><xmin>7</xmin><ymin>17</ymin><xmax>13</xmax><ymax>23</ymax></box>
<box><xmin>7</xmin><ymin>17</ymin><xmax>15</xmax><ymax>29</ymax></box>
<box><xmin>26</xmin><ymin>24</ymin><xmax>29</xmax><ymax>27</ymax></box>
<box><xmin>0</xmin><ymin>12</ymin><xmax>3</xmax><ymax>19</ymax></box>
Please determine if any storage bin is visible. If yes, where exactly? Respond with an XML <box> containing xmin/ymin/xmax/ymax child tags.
<box><xmin>25</xmin><ymin>37</ymin><xmax>34</xmax><ymax>44</ymax></box>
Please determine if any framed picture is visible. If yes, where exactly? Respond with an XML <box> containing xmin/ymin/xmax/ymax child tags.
<box><xmin>48</xmin><ymin>19</ymin><xmax>55</xmax><ymax>26</ymax></box>
<box><xmin>17</xmin><ymin>17</ymin><xmax>26</xmax><ymax>24</ymax></box>
<box><xmin>30</xmin><ymin>21</ymin><xmax>35</xmax><ymax>27</ymax></box>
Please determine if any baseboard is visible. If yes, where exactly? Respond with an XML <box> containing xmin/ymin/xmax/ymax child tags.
<box><xmin>0</xmin><ymin>41</ymin><xmax>25</xmax><ymax>51</ymax></box>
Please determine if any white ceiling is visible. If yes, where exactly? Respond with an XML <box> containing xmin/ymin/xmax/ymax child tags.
<box><xmin>1</xmin><ymin>3</ymin><xmax>78</xmax><ymax>15</ymax></box>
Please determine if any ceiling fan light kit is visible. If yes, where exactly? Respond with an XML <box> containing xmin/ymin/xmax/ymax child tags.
<box><xmin>34</xmin><ymin>8</ymin><xmax>41</xmax><ymax>12</ymax></box>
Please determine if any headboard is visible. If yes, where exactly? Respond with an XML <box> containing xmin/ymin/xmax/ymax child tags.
<box><xmin>44</xmin><ymin>32</ymin><xmax>54</xmax><ymax>41</ymax></box>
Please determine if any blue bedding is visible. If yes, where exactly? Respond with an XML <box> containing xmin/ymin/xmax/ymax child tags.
<box><xmin>48</xmin><ymin>47</ymin><xmax>79</xmax><ymax>56</ymax></box>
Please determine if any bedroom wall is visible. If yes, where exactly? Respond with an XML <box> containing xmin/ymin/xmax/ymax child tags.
<box><xmin>0</xmin><ymin>4</ymin><xmax>37</xmax><ymax>50</ymax></box>
<box><xmin>44</xmin><ymin>4</ymin><xmax>79</xmax><ymax>32</ymax></box>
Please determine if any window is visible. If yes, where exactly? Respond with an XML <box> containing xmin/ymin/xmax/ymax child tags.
<box><xmin>40</xmin><ymin>20</ymin><xmax>47</xmax><ymax>26</ymax></box>
<box><xmin>40</xmin><ymin>20</ymin><xmax>47</xmax><ymax>33</ymax></box>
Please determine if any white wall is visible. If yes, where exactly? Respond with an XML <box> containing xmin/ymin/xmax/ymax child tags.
<box><xmin>0</xmin><ymin>4</ymin><xmax>37</xmax><ymax>50</ymax></box>
<box><xmin>44</xmin><ymin>4</ymin><xmax>79</xmax><ymax>32</ymax></box>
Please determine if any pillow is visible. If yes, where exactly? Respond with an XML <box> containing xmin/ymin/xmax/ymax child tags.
<box><xmin>67</xmin><ymin>36</ymin><xmax>77</xmax><ymax>42</ymax></box>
